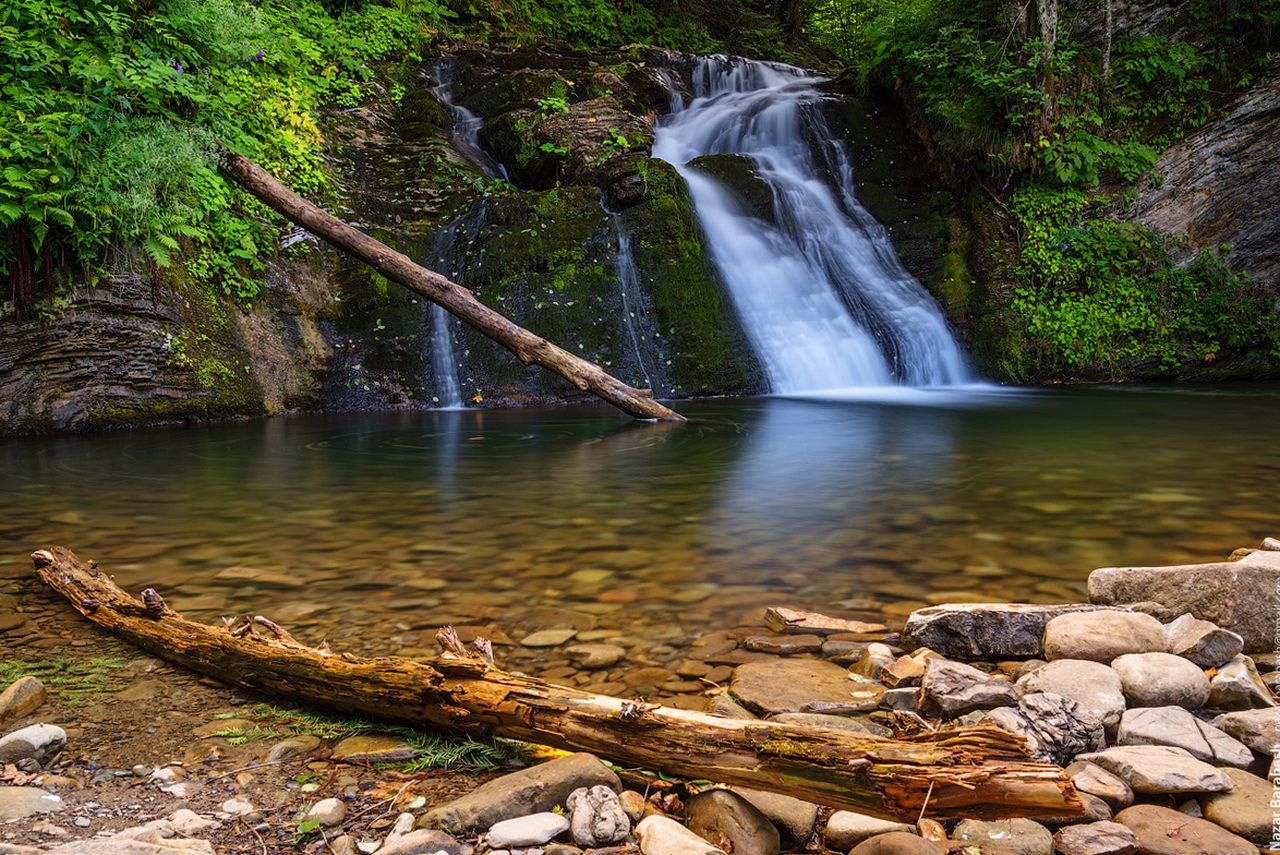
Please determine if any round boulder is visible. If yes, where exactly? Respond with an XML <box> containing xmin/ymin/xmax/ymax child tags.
<box><xmin>1110</xmin><ymin>653</ymin><xmax>1209</xmax><ymax>709</ymax></box>
<box><xmin>1042</xmin><ymin>612</ymin><xmax>1166</xmax><ymax>663</ymax></box>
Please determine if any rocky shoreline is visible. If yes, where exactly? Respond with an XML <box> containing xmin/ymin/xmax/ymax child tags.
<box><xmin>1</xmin><ymin>539</ymin><xmax>1278</xmax><ymax>854</ymax></box>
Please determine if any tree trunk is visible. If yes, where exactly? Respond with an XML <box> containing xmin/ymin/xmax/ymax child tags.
<box><xmin>31</xmin><ymin>547</ymin><xmax>1083</xmax><ymax>822</ymax></box>
<box><xmin>1102</xmin><ymin>0</ymin><xmax>1114</xmax><ymax>87</ymax></box>
<box><xmin>217</xmin><ymin>153</ymin><xmax>684</xmax><ymax>423</ymax></box>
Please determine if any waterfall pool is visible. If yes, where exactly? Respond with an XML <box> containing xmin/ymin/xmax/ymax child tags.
<box><xmin>3</xmin><ymin>386</ymin><xmax>1277</xmax><ymax>686</ymax></box>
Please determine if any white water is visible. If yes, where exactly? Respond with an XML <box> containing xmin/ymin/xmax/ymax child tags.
<box><xmin>652</xmin><ymin>57</ymin><xmax>969</xmax><ymax>393</ymax></box>
<box><xmin>609</xmin><ymin>213</ymin><xmax>656</xmax><ymax>391</ymax></box>
<box><xmin>430</xmin><ymin>58</ymin><xmax>509</xmax><ymax>181</ymax></box>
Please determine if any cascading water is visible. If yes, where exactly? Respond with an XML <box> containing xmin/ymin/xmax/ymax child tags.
<box><xmin>609</xmin><ymin>212</ymin><xmax>656</xmax><ymax>392</ymax></box>
<box><xmin>430</xmin><ymin>57</ymin><xmax>509</xmax><ymax>181</ymax></box>
<box><xmin>653</xmin><ymin>57</ymin><xmax>969</xmax><ymax>393</ymax></box>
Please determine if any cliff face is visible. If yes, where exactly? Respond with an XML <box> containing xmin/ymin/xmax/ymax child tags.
<box><xmin>1125</xmin><ymin>66</ymin><xmax>1280</xmax><ymax>288</ymax></box>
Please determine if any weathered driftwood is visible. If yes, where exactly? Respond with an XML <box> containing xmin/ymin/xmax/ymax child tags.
<box><xmin>218</xmin><ymin>152</ymin><xmax>684</xmax><ymax>423</ymax></box>
<box><xmin>764</xmin><ymin>606</ymin><xmax>888</xmax><ymax>637</ymax></box>
<box><xmin>32</xmin><ymin>547</ymin><xmax>1082</xmax><ymax>822</ymax></box>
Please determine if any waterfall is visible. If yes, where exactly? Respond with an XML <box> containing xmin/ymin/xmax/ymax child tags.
<box><xmin>430</xmin><ymin>57</ymin><xmax>508</xmax><ymax>181</ymax></box>
<box><xmin>652</xmin><ymin>57</ymin><xmax>969</xmax><ymax>393</ymax></box>
<box><xmin>609</xmin><ymin>212</ymin><xmax>656</xmax><ymax>392</ymax></box>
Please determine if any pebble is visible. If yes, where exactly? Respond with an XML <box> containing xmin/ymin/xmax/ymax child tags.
<box><xmin>849</xmin><ymin>832</ymin><xmax>939</xmax><ymax>854</ymax></box>
<box><xmin>563</xmin><ymin>643</ymin><xmax>625</xmax><ymax>669</ymax></box>
<box><xmin>917</xmin><ymin>659</ymin><xmax>1020</xmax><ymax>718</ymax></box>
<box><xmin>684</xmin><ymin>789</ymin><xmax>779</xmax><ymax>855</ymax></box>
<box><xmin>1163</xmin><ymin>613</ymin><xmax>1243</xmax><ymax>668</ymax></box>
<box><xmin>521</xmin><ymin>628</ymin><xmax>578</xmax><ymax>647</ymax></box>
<box><xmin>1207</xmin><ymin>655</ymin><xmax>1277</xmax><ymax>709</ymax></box>
<box><xmin>0</xmin><ymin>676</ymin><xmax>47</xmax><ymax>725</ymax></box>
<box><xmin>266</xmin><ymin>734</ymin><xmax>322</xmax><ymax>761</ymax></box>
<box><xmin>0</xmin><ymin>723</ymin><xmax>66</xmax><ymax>766</ymax></box>
<box><xmin>0</xmin><ymin>787</ymin><xmax>64</xmax><ymax>821</ymax></box>
<box><xmin>1065</xmin><ymin>761</ymin><xmax>1134</xmax><ymax>810</ymax></box>
<box><xmin>486</xmin><ymin>812</ymin><xmax>570</xmax><ymax>847</ymax></box>
<box><xmin>566</xmin><ymin>785</ymin><xmax>629</xmax><ymax>847</ymax></box>
<box><xmin>331</xmin><ymin>734</ymin><xmax>416</xmax><ymax>762</ymax></box>
<box><xmin>635</xmin><ymin>814</ymin><xmax>727</xmax><ymax>854</ymax></box>
<box><xmin>73</xmin><ymin>816</ymin><xmax>91</xmax><ymax>828</ymax></box>
<box><xmin>1052</xmin><ymin>821</ymin><xmax>1138</xmax><ymax>855</ymax></box>
<box><xmin>952</xmin><ymin>818</ymin><xmax>1052</xmax><ymax>855</ymax></box>
<box><xmin>824</xmin><ymin>811</ymin><xmax>913</xmax><ymax>850</ymax></box>
<box><xmin>1214</xmin><ymin>706</ymin><xmax>1279</xmax><ymax>753</ymax></box>
<box><xmin>731</xmin><ymin>787</ymin><xmax>818</xmax><ymax>846</ymax></box>
<box><xmin>307</xmin><ymin>797</ymin><xmax>347</xmax><ymax>827</ymax></box>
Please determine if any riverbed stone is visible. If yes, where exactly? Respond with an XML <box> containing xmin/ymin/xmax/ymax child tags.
<box><xmin>980</xmin><ymin>692</ymin><xmax>1104</xmax><ymax>764</ymax></box>
<box><xmin>306</xmin><ymin>798</ymin><xmax>347</xmax><ymax>828</ymax></box>
<box><xmin>902</xmin><ymin>603</ymin><xmax>1116</xmax><ymax>659</ymax></box>
<box><xmin>1016</xmin><ymin>659</ymin><xmax>1126</xmax><ymax>730</ymax></box>
<box><xmin>1213</xmin><ymin>707</ymin><xmax>1279</xmax><ymax>753</ymax></box>
<box><xmin>422</xmin><ymin>753</ymin><xmax>620</xmax><ymax>833</ymax></box>
<box><xmin>635</xmin><ymin>815</ymin><xmax>726</xmax><ymax>854</ymax></box>
<box><xmin>1066</xmin><ymin>762</ymin><xmax>1134</xmax><ymax>810</ymax></box>
<box><xmin>1042</xmin><ymin>612</ymin><xmax>1167</xmax><ymax>663</ymax></box>
<box><xmin>213</xmin><ymin>565</ymin><xmax>302</xmax><ymax>587</ymax></box>
<box><xmin>331</xmin><ymin>735</ymin><xmax>415</xmax><ymax>762</ymax></box>
<box><xmin>1052</xmin><ymin>821</ymin><xmax>1137</xmax><ymax>855</ymax></box>
<box><xmin>744</xmin><ymin>634</ymin><xmax>823</xmax><ymax>655</ymax></box>
<box><xmin>566</xmin><ymin>785</ymin><xmax>629</xmax><ymax>847</ymax></box>
<box><xmin>731</xmin><ymin>787</ymin><xmax>818</xmax><ymax>845</ymax></box>
<box><xmin>0</xmin><ymin>786</ymin><xmax>64</xmax><ymax>821</ymax></box>
<box><xmin>1162</xmin><ymin>614</ymin><xmax>1243</xmax><ymax>668</ymax></box>
<box><xmin>264</xmin><ymin>734</ymin><xmax>322</xmax><ymax>762</ymax></box>
<box><xmin>0</xmin><ymin>677</ymin><xmax>47</xmax><ymax>726</ymax></box>
<box><xmin>953</xmin><ymin>818</ymin><xmax>1052</xmax><ymax>855</ymax></box>
<box><xmin>520</xmin><ymin>628</ymin><xmax>577</xmax><ymax>647</ymax></box>
<box><xmin>1089</xmin><ymin>552</ymin><xmax>1280</xmax><ymax>652</ymax></box>
<box><xmin>1110</xmin><ymin>653</ymin><xmax>1209</xmax><ymax>709</ymax></box>
<box><xmin>849</xmin><ymin>832</ymin><xmax>940</xmax><ymax>855</ymax></box>
<box><xmin>685</xmin><ymin>789</ymin><xmax>779</xmax><ymax>855</ymax></box>
<box><xmin>917</xmin><ymin>659</ymin><xmax>1020</xmax><ymax>718</ymax></box>
<box><xmin>1115</xmin><ymin>804</ymin><xmax>1255</xmax><ymax>855</ymax></box>
<box><xmin>0</xmin><ymin>723</ymin><xmax>66</xmax><ymax>766</ymax></box>
<box><xmin>1196</xmin><ymin>767</ymin><xmax>1270</xmax><ymax>844</ymax></box>
<box><xmin>824</xmin><ymin>811</ymin><xmax>913</xmax><ymax>850</ymax></box>
<box><xmin>729</xmin><ymin>659</ymin><xmax>860</xmax><ymax>716</ymax></box>
<box><xmin>1207</xmin><ymin>654</ymin><xmax>1277</xmax><ymax>709</ymax></box>
<box><xmin>1075</xmin><ymin>746</ymin><xmax>1233</xmax><ymax>793</ymax></box>
<box><xmin>1116</xmin><ymin>707</ymin><xmax>1253</xmax><ymax>767</ymax></box>
<box><xmin>563</xmin><ymin>643</ymin><xmax>625</xmax><ymax>670</ymax></box>
<box><xmin>770</xmin><ymin>712</ymin><xmax>890</xmax><ymax>736</ymax></box>
<box><xmin>486</xmin><ymin>812</ymin><xmax>569</xmax><ymax>847</ymax></box>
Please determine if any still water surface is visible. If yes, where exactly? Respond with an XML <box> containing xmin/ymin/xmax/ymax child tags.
<box><xmin>3</xmin><ymin>388</ymin><xmax>1278</xmax><ymax>677</ymax></box>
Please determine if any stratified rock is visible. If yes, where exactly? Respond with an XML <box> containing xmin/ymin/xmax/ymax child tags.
<box><xmin>685</xmin><ymin>789</ymin><xmax>779</xmax><ymax>855</ymax></box>
<box><xmin>729</xmin><ymin>659</ymin><xmax>864</xmax><ymax>716</ymax></box>
<box><xmin>566</xmin><ymin>785</ymin><xmax>630</xmax><ymax>847</ymax></box>
<box><xmin>1214</xmin><ymin>707</ymin><xmax>1279</xmax><ymax>754</ymax></box>
<box><xmin>1066</xmin><ymin>762</ymin><xmax>1134</xmax><ymax>810</ymax></box>
<box><xmin>0</xmin><ymin>786</ymin><xmax>63</xmax><ymax>821</ymax></box>
<box><xmin>1197</xmin><ymin>767</ymin><xmax>1271</xmax><ymax>844</ymax></box>
<box><xmin>880</xmin><ymin>688</ymin><xmax>918</xmax><ymax>712</ymax></box>
<box><xmin>1016</xmin><ymin>660</ymin><xmax>1125</xmax><ymax>730</ymax></box>
<box><xmin>1163</xmin><ymin>614</ymin><xmax>1243</xmax><ymax>668</ymax></box>
<box><xmin>1110</xmin><ymin>653</ymin><xmax>1210</xmax><ymax>709</ymax></box>
<box><xmin>422</xmin><ymin>753</ymin><xmax>619</xmax><ymax>833</ymax></box>
<box><xmin>1075</xmin><ymin>746</ymin><xmax>1233</xmax><ymax>794</ymax></box>
<box><xmin>1052</xmin><ymin>821</ymin><xmax>1138</xmax><ymax>855</ymax></box>
<box><xmin>1115</xmin><ymin>804</ymin><xmax>1255</xmax><ymax>855</ymax></box>
<box><xmin>952</xmin><ymin>818</ymin><xmax>1052</xmax><ymax>855</ymax></box>
<box><xmin>0</xmin><ymin>723</ymin><xmax>66</xmax><ymax>766</ymax></box>
<box><xmin>878</xmin><ymin>654</ymin><xmax>929</xmax><ymax>689</ymax></box>
<box><xmin>980</xmin><ymin>692</ymin><xmax>1104</xmax><ymax>765</ymax></box>
<box><xmin>635</xmin><ymin>815</ymin><xmax>726</xmax><ymax>855</ymax></box>
<box><xmin>849</xmin><ymin>832</ymin><xmax>940</xmax><ymax>854</ymax></box>
<box><xmin>1088</xmin><ymin>552</ymin><xmax>1280</xmax><ymax>652</ymax></box>
<box><xmin>486</xmin><ymin>812</ymin><xmax>569</xmax><ymax>847</ymax></box>
<box><xmin>849</xmin><ymin>643</ymin><xmax>896</xmax><ymax>680</ymax></box>
<box><xmin>903</xmin><ymin>603</ymin><xmax>1116</xmax><ymax>659</ymax></box>
<box><xmin>731</xmin><ymin>787</ymin><xmax>818</xmax><ymax>846</ymax></box>
<box><xmin>1207</xmin><ymin>655</ymin><xmax>1277</xmax><ymax>710</ymax></box>
<box><xmin>744</xmin><ymin>634</ymin><xmax>823</xmax><ymax>655</ymax></box>
<box><xmin>1042</xmin><ymin>612</ymin><xmax>1167</xmax><ymax>663</ymax></box>
<box><xmin>1116</xmin><ymin>707</ymin><xmax>1253</xmax><ymax>767</ymax></box>
<box><xmin>824</xmin><ymin>812</ymin><xmax>913</xmax><ymax>851</ymax></box>
<box><xmin>0</xmin><ymin>677</ymin><xmax>47</xmax><ymax>726</ymax></box>
<box><xmin>917</xmin><ymin>659</ymin><xmax>1020</xmax><ymax>719</ymax></box>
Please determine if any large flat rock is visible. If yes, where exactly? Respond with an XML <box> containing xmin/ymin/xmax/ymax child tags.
<box><xmin>903</xmin><ymin>603</ymin><xmax>1117</xmax><ymax>659</ymax></box>
<box><xmin>1089</xmin><ymin>551</ymin><xmax>1280</xmax><ymax>652</ymax></box>
<box><xmin>729</xmin><ymin>659</ymin><xmax>863</xmax><ymax>716</ymax></box>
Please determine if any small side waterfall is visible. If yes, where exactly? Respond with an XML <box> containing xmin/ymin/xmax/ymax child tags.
<box><xmin>609</xmin><ymin>212</ymin><xmax>655</xmax><ymax>392</ymax></box>
<box><xmin>652</xmin><ymin>57</ymin><xmax>969</xmax><ymax>394</ymax></box>
<box><xmin>430</xmin><ymin>57</ymin><xmax>508</xmax><ymax>181</ymax></box>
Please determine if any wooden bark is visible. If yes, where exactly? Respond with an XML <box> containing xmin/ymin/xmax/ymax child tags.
<box><xmin>218</xmin><ymin>153</ymin><xmax>684</xmax><ymax>423</ymax></box>
<box><xmin>31</xmin><ymin>547</ymin><xmax>1082</xmax><ymax>822</ymax></box>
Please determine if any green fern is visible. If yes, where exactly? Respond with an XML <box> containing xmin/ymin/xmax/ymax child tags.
<box><xmin>0</xmin><ymin>659</ymin><xmax>127</xmax><ymax>706</ymax></box>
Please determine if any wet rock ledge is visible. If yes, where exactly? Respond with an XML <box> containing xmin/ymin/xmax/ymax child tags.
<box><xmin>1</xmin><ymin>537</ymin><xmax>1278</xmax><ymax>853</ymax></box>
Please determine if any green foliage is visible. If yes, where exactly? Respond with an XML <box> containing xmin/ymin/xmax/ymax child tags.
<box><xmin>0</xmin><ymin>658</ymin><xmax>127</xmax><ymax>706</ymax></box>
<box><xmin>1008</xmin><ymin>186</ymin><xmax>1279</xmax><ymax>373</ymax></box>
<box><xmin>602</xmin><ymin>127</ymin><xmax>630</xmax><ymax>151</ymax></box>
<box><xmin>0</xmin><ymin>0</ymin><xmax>453</xmax><ymax>314</ymax></box>
<box><xmin>536</xmin><ymin>94</ymin><xmax>569</xmax><ymax>115</ymax></box>
<box><xmin>508</xmin><ymin>0</ymin><xmax>717</xmax><ymax>52</ymax></box>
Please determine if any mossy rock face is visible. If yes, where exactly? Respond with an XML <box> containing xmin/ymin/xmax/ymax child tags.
<box><xmin>687</xmin><ymin>154</ymin><xmax>778</xmax><ymax>225</ymax></box>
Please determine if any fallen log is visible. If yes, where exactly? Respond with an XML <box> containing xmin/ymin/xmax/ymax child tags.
<box><xmin>218</xmin><ymin>152</ymin><xmax>684</xmax><ymax>423</ymax></box>
<box><xmin>31</xmin><ymin>547</ymin><xmax>1082</xmax><ymax>822</ymax></box>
